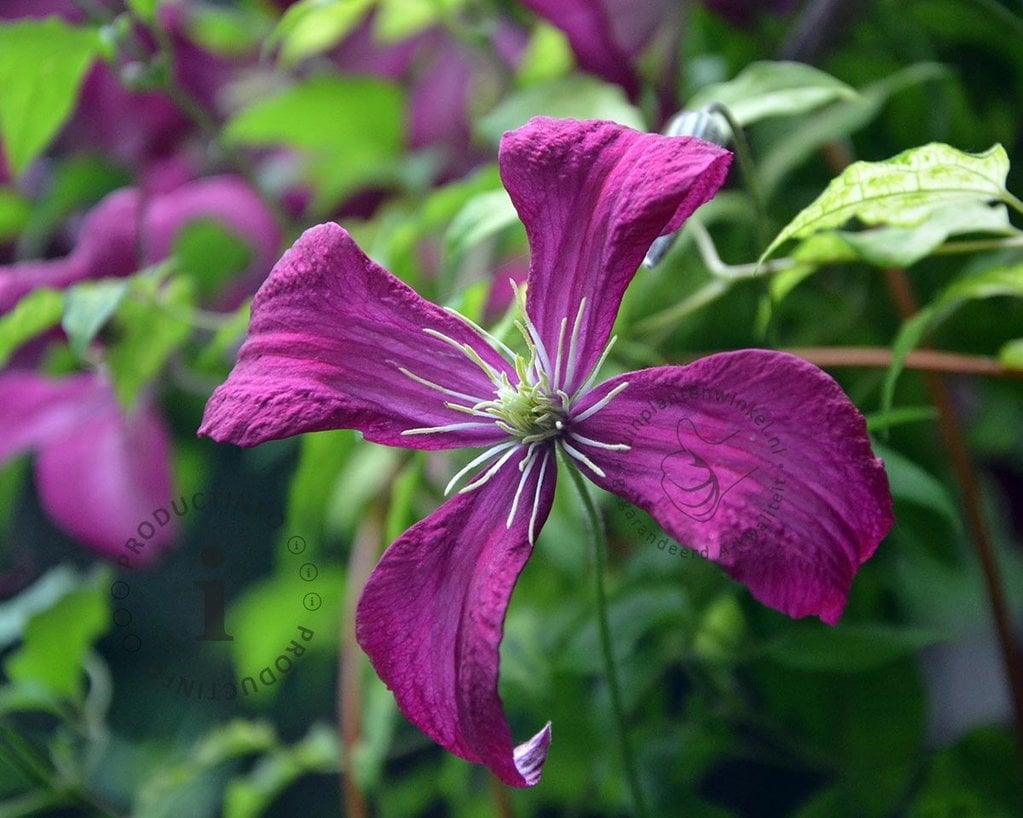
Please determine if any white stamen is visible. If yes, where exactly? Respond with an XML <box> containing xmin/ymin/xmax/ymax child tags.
<box><xmin>572</xmin><ymin>381</ymin><xmax>629</xmax><ymax>423</ymax></box>
<box><xmin>444</xmin><ymin>440</ymin><xmax>518</xmax><ymax>495</ymax></box>
<box><xmin>397</xmin><ymin>366</ymin><xmax>489</xmax><ymax>405</ymax></box>
<box><xmin>528</xmin><ymin>449</ymin><xmax>551</xmax><ymax>545</ymax></box>
<box><xmin>559</xmin><ymin>439</ymin><xmax>607</xmax><ymax>478</ymax></box>
<box><xmin>423</xmin><ymin>327</ymin><xmax>502</xmax><ymax>380</ymax></box>
<box><xmin>507</xmin><ymin>443</ymin><xmax>541</xmax><ymax>528</ymax></box>
<box><xmin>562</xmin><ymin>297</ymin><xmax>587</xmax><ymax>392</ymax></box>
<box><xmin>572</xmin><ymin>335</ymin><xmax>619</xmax><ymax>401</ymax></box>
<box><xmin>567</xmin><ymin>432</ymin><xmax>631</xmax><ymax>451</ymax></box>
<box><xmin>458</xmin><ymin>444</ymin><xmax>520</xmax><ymax>494</ymax></box>
<box><xmin>401</xmin><ymin>421</ymin><xmax>497</xmax><ymax>436</ymax></box>
<box><xmin>442</xmin><ymin>306</ymin><xmax>518</xmax><ymax>362</ymax></box>
<box><xmin>551</xmin><ymin>315</ymin><xmax>568</xmax><ymax>393</ymax></box>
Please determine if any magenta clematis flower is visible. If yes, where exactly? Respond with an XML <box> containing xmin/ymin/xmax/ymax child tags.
<box><xmin>0</xmin><ymin>370</ymin><xmax>174</xmax><ymax>563</ymax></box>
<box><xmin>199</xmin><ymin>117</ymin><xmax>893</xmax><ymax>786</ymax></box>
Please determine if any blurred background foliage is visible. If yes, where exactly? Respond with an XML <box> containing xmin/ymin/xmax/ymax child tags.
<box><xmin>1</xmin><ymin>0</ymin><xmax>1023</xmax><ymax>816</ymax></box>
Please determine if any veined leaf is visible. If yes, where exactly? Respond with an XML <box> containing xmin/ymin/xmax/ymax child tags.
<box><xmin>763</xmin><ymin>142</ymin><xmax>1012</xmax><ymax>262</ymax></box>
<box><xmin>688</xmin><ymin>61</ymin><xmax>858</xmax><ymax>127</ymax></box>
<box><xmin>794</xmin><ymin>201</ymin><xmax>1018</xmax><ymax>268</ymax></box>
<box><xmin>0</xmin><ymin>18</ymin><xmax>101</xmax><ymax>174</ymax></box>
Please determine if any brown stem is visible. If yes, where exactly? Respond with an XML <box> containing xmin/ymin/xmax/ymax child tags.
<box><xmin>782</xmin><ymin>347</ymin><xmax>1023</xmax><ymax>379</ymax></box>
<box><xmin>339</xmin><ymin>509</ymin><xmax>383</xmax><ymax>818</ymax></box>
<box><xmin>881</xmin><ymin>267</ymin><xmax>1023</xmax><ymax>775</ymax></box>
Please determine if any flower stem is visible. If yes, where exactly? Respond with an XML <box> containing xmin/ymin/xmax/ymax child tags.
<box><xmin>564</xmin><ymin>461</ymin><xmax>649</xmax><ymax>818</ymax></box>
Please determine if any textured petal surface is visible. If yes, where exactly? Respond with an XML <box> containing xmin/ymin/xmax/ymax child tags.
<box><xmin>199</xmin><ymin>223</ymin><xmax>512</xmax><ymax>449</ymax></box>
<box><xmin>356</xmin><ymin>448</ymin><xmax>557</xmax><ymax>786</ymax></box>
<box><xmin>571</xmin><ymin>351</ymin><xmax>893</xmax><ymax>624</ymax></box>
<box><xmin>500</xmin><ymin>118</ymin><xmax>731</xmax><ymax>394</ymax></box>
<box><xmin>0</xmin><ymin>371</ymin><xmax>175</xmax><ymax>563</ymax></box>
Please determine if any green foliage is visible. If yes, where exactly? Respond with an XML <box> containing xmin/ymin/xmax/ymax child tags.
<box><xmin>61</xmin><ymin>278</ymin><xmax>129</xmax><ymax>359</ymax></box>
<box><xmin>225</xmin><ymin>75</ymin><xmax>405</xmax><ymax>212</ymax></box>
<box><xmin>2</xmin><ymin>567</ymin><xmax>110</xmax><ymax>701</ymax></box>
<box><xmin>763</xmin><ymin>142</ymin><xmax>1014</xmax><ymax>261</ymax></box>
<box><xmin>0</xmin><ymin>288</ymin><xmax>63</xmax><ymax>366</ymax></box>
<box><xmin>269</xmin><ymin>0</ymin><xmax>375</xmax><ymax>64</ymax></box>
<box><xmin>0</xmin><ymin>18</ymin><xmax>101</xmax><ymax>174</ymax></box>
<box><xmin>688</xmin><ymin>61</ymin><xmax>858</xmax><ymax>126</ymax></box>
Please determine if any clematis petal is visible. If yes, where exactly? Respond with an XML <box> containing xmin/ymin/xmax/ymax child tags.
<box><xmin>571</xmin><ymin>351</ymin><xmax>893</xmax><ymax>624</ymax></box>
<box><xmin>0</xmin><ymin>371</ymin><xmax>175</xmax><ymax>563</ymax></box>
<box><xmin>500</xmin><ymin>117</ymin><xmax>731</xmax><ymax>394</ymax></box>
<box><xmin>199</xmin><ymin>223</ymin><xmax>512</xmax><ymax>449</ymax></box>
<box><xmin>356</xmin><ymin>447</ymin><xmax>557</xmax><ymax>786</ymax></box>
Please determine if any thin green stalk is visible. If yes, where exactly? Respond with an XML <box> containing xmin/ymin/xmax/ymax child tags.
<box><xmin>708</xmin><ymin>103</ymin><xmax>770</xmax><ymax>253</ymax></box>
<box><xmin>563</xmin><ymin>461</ymin><xmax>649</xmax><ymax>818</ymax></box>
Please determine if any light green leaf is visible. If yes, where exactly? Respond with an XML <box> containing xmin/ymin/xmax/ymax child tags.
<box><xmin>0</xmin><ymin>288</ymin><xmax>64</xmax><ymax>367</ymax></box>
<box><xmin>3</xmin><ymin>568</ymin><xmax>110</xmax><ymax>701</ymax></box>
<box><xmin>0</xmin><ymin>565</ymin><xmax>82</xmax><ymax>649</ymax></box>
<box><xmin>999</xmin><ymin>338</ymin><xmax>1023</xmax><ymax>369</ymax></box>
<box><xmin>172</xmin><ymin>219</ymin><xmax>253</xmax><ymax>300</ymax></box>
<box><xmin>374</xmin><ymin>0</ymin><xmax>438</xmax><ymax>41</ymax></box>
<box><xmin>477</xmin><ymin>75</ymin><xmax>644</xmax><ymax>143</ymax></box>
<box><xmin>759</xmin><ymin>63</ymin><xmax>950</xmax><ymax>200</ymax></box>
<box><xmin>444</xmin><ymin>189</ymin><xmax>520</xmax><ymax>260</ymax></box>
<box><xmin>763</xmin><ymin>142</ymin><xmax>1012</xmax><ymax>262</ymax></box>
<box><xmin>0</xmin><ymin>187</ymin><xmax>30</xmax><ymax>240</ymax></box>
<box><xmin>194</xmin><ymin>300</ymin><xmax>251</xmax><ymax>373</ymax></box>
<box><xmin>798</xmin><ymin>201</ymin><xmax>1018</xmax><ymax>268</ymax></box>
<box><xmin>269</xmin><ymin>0</ymin><xmax>375</xmax><ymax>65</ymax></box>
<box><xmin>516</xmin><ymin>22</ymin><xmax>574</xmax><ymax>84</ymax></box>
<box><xmin>127</xmin><ymin>0</ymin><xmax>160</xmax><ymax>22</ymax></box>
<box><xmin>185</xmin><ymin>4</ymin><xmax>271</xmax><ymax>56</ymax></box>
<box><xmin>688</xmin><ymin>61</ymin><xmax>858</xmax><ymax>127</ymax></box>
<box><xmin>62</xmin><ymin>278</ymin><xmax>130</xmax><ymax>359</ymax></box>
<box><xmin>225</xmin><ymin>75</ymin><xmax>404</xmax><ymax>212</ymax></box>
<box><xmin>0</xmin><ymin>18</ymin><xmax>101</xmax><ymax>174</ymax></box>
<box><xmin>107</xmin><ymin>273</ymin><xmax>195</xmax><ymax>410</ymax></box>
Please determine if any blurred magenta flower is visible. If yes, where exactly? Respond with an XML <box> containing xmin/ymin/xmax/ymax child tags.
<box><xmin>0</xmin><ymin>370</ymin><xmax>174</xmax><ymax>564</ymax></box>
<box><xmin>0</xmin><ymin>176</ymin><xmax>280</xmax><ymax>313</ymax></box>
<box><xmin>520</xmin><ymin>0</ymin><xmax>678</xmax><ymax>98</ymax></box>
<box><xmin>199</xmin><ymin>118</ymin><xmax>893</xmax><ymax>786</ymax></box>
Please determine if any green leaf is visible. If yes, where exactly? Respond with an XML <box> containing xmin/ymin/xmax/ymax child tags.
<box><xmin>223</xmin><ymin>725</ymin><xmax>338</xmax><ymax>818</ymax></box>
<box><xmin>763</xmin><ymin>622</ymin><xmax>944</xmax><ymax>673</ymax></box>
<box><xmin>126</xmin><ymin>0</ymin><xmax>160</xmax><ymax>22</ymax></box>
<box><xmin>374</xmin><ymin>0</ymin><xmax>438</xmax><ymax>41</ymax></box>
<box><xmin>224</xmin><ymin>75</ymin><xmax>404</xmax><ymax>212</ymax></box>
<box><xmin>185</xmin><ymin>5</ymin><xmax>271</xmax><ymax>56</ymax></box>
<box><xmin>172</xmin><ymin>219</ymin><xmax>254</xmax><ymax>300</ymax></box>
<box><xmin>194</xmin><ymin>300</ymin><xmax>251</xmax><ymax>373</ymax></box>
<box><xmin>3</xmin><ymin>568</ymin><xmax>110</xmax><ymax>701</ymax></box>
<box><xmin>0</xmin><ymin>18</ymin><xmax>101</xmax><ymax>174</ymax></box>
<box><xmin>0</xmin><ymin>186</ymin><xmax>30</xmax><ymax>240</ymax></box>
<box><xmin>763</xmin><ymin>142</ymin><xmax>1012</xmax><ymax>261</ymax></box>
<box><xmin>516</xmin><ymin>22</ymin><xmax>574</xmax><ymax>84</ymax></box>
<box><xmin>444</xmin><ymin>189</ymin><xmax>520</xmax><ymax>260</ymax></box>
<box><xmin>477</xmin><ymin>75</ymin><xmax>644</xmax><ymax>144</ymax></box>
<box><xmin>107</xmin><ymin>272</ymin><xmax>195</xmax><ymax>410</ymax></box>
<box><xmin>269</xmin><ymin>0</ymin><xmax>375</xmax><ymax>65</ymax></box>
<box><xmin>61</xmin><ymin>278</ymin><xmax>130</xmax><ymax>359</ymax></box>
<box><xmin>688</xmin><ymin>61</ymin><xmax>858</xmax><ymax>126</ymax></box>
<box><xmin>0</xmin><ymin>288</ymin><xmax>64</xmax><ymax>367</ymax></box>
<box><xmin>872</xmin><ymin>443</ymin><xmax>960</xmax><ymax>529</ymax></box>
<box><xmin>0</xmin><ymin>565</ymin><xmax>82</xmax><ymax>650</ymax></box>
<box><xmin>881</xmin><ymin>262</ymin><xmax>1023</xmax><ymax>414</ymax></box>
<box><xmin>999</xmin><ymin>338</ymin><xmax>1023</xmax><ymax>369</ymax></box>
<box><xmin>797</xmin><ymin>201</ymin><xmax>1018</xmax><ymax>268</ymax></box>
